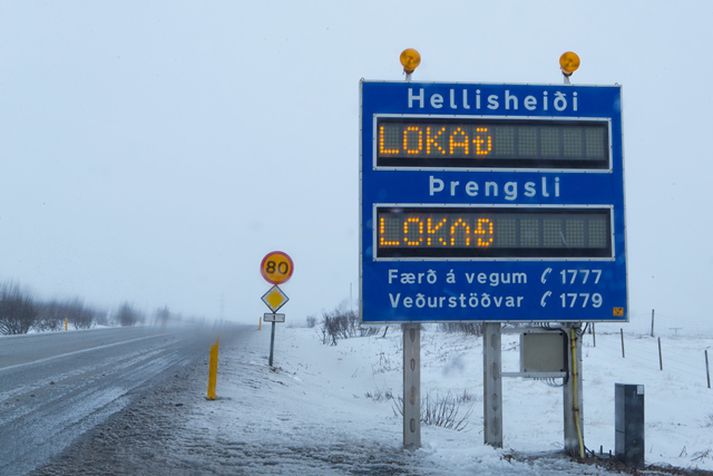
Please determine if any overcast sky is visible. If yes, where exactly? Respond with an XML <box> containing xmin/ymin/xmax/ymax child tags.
<box><xmin>0</xmin><ymin>1</ymin><xmax>711</xmax><ymax>327</ymax></box>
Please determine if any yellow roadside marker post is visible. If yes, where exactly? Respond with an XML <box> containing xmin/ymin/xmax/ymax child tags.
<box><xmin>64</xmin><ymin>318</ymin><xmax>68</xmax><ymax>332</ymax></box>
<box><xmin>207</xmin><ymin>338</ymin><xmax>219</xmax><ymax>400</ymax></box>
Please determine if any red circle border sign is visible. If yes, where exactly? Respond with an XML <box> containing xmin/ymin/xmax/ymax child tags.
<box><xmin>260</xmin><ymin>251</ymin><xmax>294</xmax><ymax>284</ymax></box>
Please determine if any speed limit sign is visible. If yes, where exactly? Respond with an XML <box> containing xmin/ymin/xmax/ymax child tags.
<box><xmin>260</xmin><ymin>251</ymin><xmax>294</xmax><ymax>284</ymax></box>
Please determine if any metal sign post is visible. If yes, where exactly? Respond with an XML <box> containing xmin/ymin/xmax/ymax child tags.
<box><xmin>260</xmin><ymin>251</ymin><xmax>293</xmax><ymax>369</ymax></box>
<box><xmin>402</xmin><ymin>323</ymin><xmax>421</xmax><ymax>448</ymax></box>
<box><xmin>260</xmin><ymin>286</ymin><xmax>289</xmax><ymax>368</ymax></box>
<box><xmin>483</xmin><ymin>323</ymin><xmax>503</xmax><ymax>447</ymax></box>
<box><xmin>563</xmin><ymin>325</ymin><xmax>584</xmax><ymax>457</ymax></box>
<box><xmin>269</xmin><ymin>317</ymin><xmax>276</xmax><ymax>368</ymax></box>
<box><xmin>263</xmin><ymin>313</ymin><xmax>286</xmax><ymax>367</ymax></box>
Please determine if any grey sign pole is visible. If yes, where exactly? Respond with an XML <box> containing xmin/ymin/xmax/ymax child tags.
<box><xmin>268</xmin><ymin>321</ymin><xmax>276</xmax><ymax>368</ymax></box>
<box><xmin>402</xmin><ymin>323</ymin><xmax>421</xmax><ymax>449</ymax></box>
<box><xmin>563</xmin><ymin>324</ymin><xmax>584</xmax><ymax>456</ymax></box>
<box><xmin>483</xmin><ymin>322</ymin><xmax>503</xmax><ymax>447</ymax></box>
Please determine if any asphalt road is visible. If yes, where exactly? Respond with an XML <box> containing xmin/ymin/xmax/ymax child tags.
<box><xmin>0</xmin><ymin>325</ymin><xmax>234</xmax><ymax>476</ymax></box>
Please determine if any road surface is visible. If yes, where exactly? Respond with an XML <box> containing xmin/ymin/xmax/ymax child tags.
<box><xmin>0</xmin><ymin>325</ymin><xmax>235</xmax><ymax>476</ymax></box>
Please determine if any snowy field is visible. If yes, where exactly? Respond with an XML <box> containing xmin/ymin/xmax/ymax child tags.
<box><xmin>178</xmin><ymin>322</ymin><xmax>713</xmax><ymax>475</ymax></box>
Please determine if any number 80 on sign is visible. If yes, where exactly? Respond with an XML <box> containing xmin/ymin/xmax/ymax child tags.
<box><xmin>260</xmin><ymin>251</ymin><xmax>294</xmax><ymax>284</ymax></box>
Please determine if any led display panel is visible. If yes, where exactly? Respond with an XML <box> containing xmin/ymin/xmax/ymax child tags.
<box><xmin>376</xmin><ymin>206</ymin><xmax>612</xmax><ymax>258</ymax></box>
<box><xmin>377</xmin><ymin>117</ymin><xmax>609</xmax><ymax>169</ymax></box>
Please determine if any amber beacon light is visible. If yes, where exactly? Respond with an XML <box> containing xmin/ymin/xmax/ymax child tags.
<box><xmin>400</xmin><ymin>48</ymin><xmax>421</xmax><ymax>74</ymax></box>
<box><xmin>559</xmin><ymin>51</ymin><xmax>581</xmax><ymax>76</ymax></box>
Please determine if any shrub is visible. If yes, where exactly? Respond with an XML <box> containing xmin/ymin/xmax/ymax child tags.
<box><xmin>66</xmin><ymin>299</ymin><xmax>96</xmax><ymax>329</ymax></box>
<box><xmin>154</xmin><ymin>306</ymin><xmax>171</xmax><ymax>327</ymax></box>
<box><xmin>116</xmin><ymin>303</ymin><xmax>144</xmax><ymax>327</ymax></box>
<box><xmin>371</xmin><ymin>351</ymin><xmax>399</xmax><ymax>374</ymax></box>
<box><xmin>320</xmin><ymin>307</ymin><xmax>379</xmax><ymax>345</ymax></box>
<box><xmin>34</xmin><ymin>301</ymin><xmax>64</xmax><ymax>332</ymax></box>
<box><xmin>392</xmin><ymin>391</ymin><xmax>474</xmax><ymax>431</ymax></box>
<box><xmin>36</xmin><ymin>299</ymin><xmax>102</xmax><ymax>331</ymax></box>
<box><xmin>439</xmin><ymin>322</ymin><xmax>483</xmax><ymax>336</ymax></box>
<box><xmin>0</xmin><ymin>283</ymin><xmax>38</xmax><ymax>335</ymax></box>
<box><xmin>365</xmin><ymin>388</ymin><xmax>394</xmax><ymax>402</ymax></box>
<box><xmin>703</xmin><ymin>414</ymin><xmax>713</xmax><ymax>428</ymax></box>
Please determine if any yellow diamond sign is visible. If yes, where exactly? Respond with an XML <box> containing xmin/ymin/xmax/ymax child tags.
<box><xmin>261</xmin><ymin>285</ymin><xmax>289</xmax><ymax>313</ymax></box>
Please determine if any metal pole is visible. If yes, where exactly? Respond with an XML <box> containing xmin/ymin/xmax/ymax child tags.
<box><xmin>398</xmin><ymin>65</ymin><xmax>420</xmax><ymax>449</ymax></box>
<box><xmin>657</xmin><ymin>337</ymin><xmax>663</xmax><ymax>371</ymax></box>
<box><xmin>592</xmin><ymin>323</ymin><xmax>596</xmax><ymax>348</ymax></box>
<box><xmin>705</xmin><ymin>350</ymin><xmax>710</xmax><ymax>389</ymax></box>
<box><xmin>650</xmin><ymin>309</ymin><xmax>655</xmax><ymax>337</ymax></box>
<box><xmin>402</xmin><ymin>323</ymin><xmax>421</xmax><ymax>449</ymax></box>
<box><xmin>268</xmin><ymin>320</ymin><xmax>276</xmax><ymax>367</ymax></box>
<box><xmin>563</xmin><ymin>324</ymin><xmax>584</xmax><ymax>457</ymax></box>
<box><xmin>620</xmin><ymin>328</ymin><xmax>625</xmax><ymax>358</ymax></box>
<box><xmin>483</xmin><ymin>322</ymin><xmax>503</xmax><ymax>448</ymax></box>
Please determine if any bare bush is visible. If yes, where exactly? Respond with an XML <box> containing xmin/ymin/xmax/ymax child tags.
<box><xmin>703</xmin><ymin>414</ymin><xmax>713</xmax><ymax>428</ymax></box>
<box><xmin>320</xmin><ymin>307</ymin><xmax>379</xmax><ymax>345</ymax></box>
<box><xmin>94</xmin><ymin>310</ymin><xmax>109</xmax><ymax>326</ymax></box>
<box><xmin>371</xmin><ymin>351</ymin><xmax>399</xmax><ymax>375</ymax></box>
<box><xmin>392</xmin><ymin>391</ymin><xmax>473</xmax><ymax>431</ymax></box>
<box><xmin>154</xmin><ymin>306</ymin><xmax>171</xmax><ymax>328</ymax></box>
<box><xmin>0</xmin><ymin>283</ymin><xmax>38</xmax><ymax>335</ymax></box>
<box><xmin>116</xmin><ymin>303</ymin><xmax>143</xmax><ymax>327</ymax></box>
<box><xmin>34</xmin><ymin>300</ymin><xmax>64</xmax><ymax>332</ymax></box>
<box><xmin>67</xmin><ymin>299</ymin><xmax>95</xmax><ymax>329</ymax></box>
<box><xmin>365</xmin><ymin>388</ymin><xmax>394</xmax><ymax>402</ymax></box>
<box><xmin>691</xmin><ymin>449</ymin><xmax>712</xmax><ymax>462</ymax></box>
<box><xmin>35</xmin><ymin>299</ymin><xmax>97</xmax><ymax>330</ymax></box>
<box><xmin>439</xmin><ymin>322</ymin><xmax>483</xmax><ymax>336</ymax></box>
<box><xmin>305</xmin><ymin>315</ymin><xmax>317</xmax><ymax>328</ymax></box>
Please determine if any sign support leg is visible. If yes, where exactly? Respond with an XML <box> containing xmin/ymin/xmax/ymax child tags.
<box><xmin>483</xmin><ymin>322</ymin><xmax>503</xmax><ymax>448</ymax></box>
<box><xmin>269</xmin><ymin>321</ymin><xmax>276</xmax><ymax>368</ymax></box>
<box><xmin>402</xmin><ymin>323</ymin><xmax>421</xmax><ymax>449</ymax></box>
<box><xmin>563</xmin><ymin>323</ymin><xmax>584</xmax><ymax>457</ymax></box>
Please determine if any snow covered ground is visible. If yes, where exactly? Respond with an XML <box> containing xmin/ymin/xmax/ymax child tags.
<box><xmin>176</xmin><ymin>322</ymin><xmax>713</xmax><ymax>474</ymax></box>
<box><xmin>30</xmin><ymin>321</ymin><xmax>712</xmax><ymax>475</ymax></box>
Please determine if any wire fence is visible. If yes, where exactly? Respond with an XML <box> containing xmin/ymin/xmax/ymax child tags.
<box><xmin>584</xmin><ymin>323</ymin><xmax>712</xmax><ymax>389</ymax></box>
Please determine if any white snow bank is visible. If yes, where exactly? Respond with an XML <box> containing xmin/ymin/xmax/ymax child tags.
<box><xmin>181</xmin><ymin>324</ymin><xmax>713</xmax><ymax>474</ymax></box>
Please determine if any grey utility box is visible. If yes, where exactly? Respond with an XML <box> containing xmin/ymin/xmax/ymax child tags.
<box><xmin>520</xmin><ymin>331</ymin><xmax>567</xmax><ymax>374</ymax></box>
<box><xmin>615</xmin><ymin>383</ymin><xmax>645</xmax><ymax>468</ymax></box>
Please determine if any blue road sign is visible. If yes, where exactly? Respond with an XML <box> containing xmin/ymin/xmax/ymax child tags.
<box><xmin>360</xmin><ymin>81</ymin><xmax>627</xmax><ymax>323</ymax></box>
